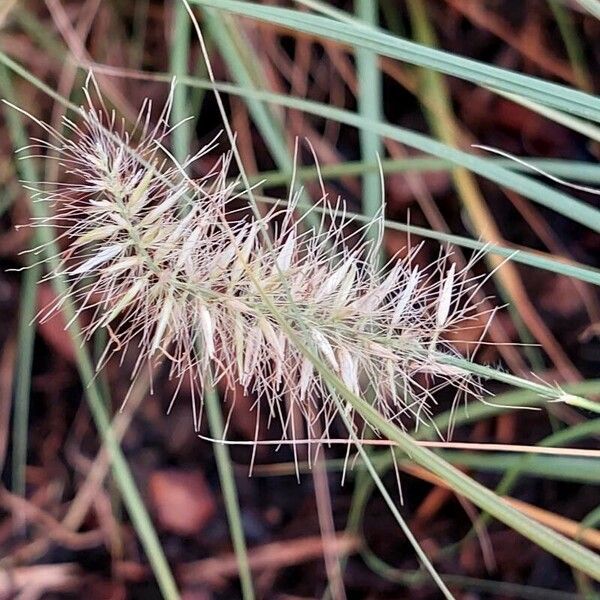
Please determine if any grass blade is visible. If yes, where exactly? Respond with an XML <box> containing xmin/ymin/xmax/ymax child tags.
<box><xmin>362</xmin><ymin>550</ymin><xmax>583</xmax><ymax>599</ymax></box>
<box><xmin>11</xmin><ymin>262</ymin><xmax>39</xmax><ymax>497</ymax></box>
<box><xmin>428</xmin><ymin>379</ymin><xmax>600</xmax><ymax>438</ymax></box>
<box><xmin>249</xmin><ymin>156</ymin><xmax>600</xmax><ymax>186</ymax></box>
<box><xmin>200</xmin><ymin>8</ymin><xmax>320</xmax><ymax>229</ymax></box>
<box><xmin>170</xmin><ymin>1</ymin><xmax>193</xmax><ymax>164</ymax></box>
<box><xmin>354</xmin><ymin>0</ymin><xmax>384</xmax><ymax>256</ymax></box>
<box><xmin>436</xmin><ymin>452</ymin><xmax>600</xmax><ymax>485</ymax></box>
<box><xmin>190</xmin><ymin>0</ymin><xmax>600</xmax><ymax>122</ymax></box>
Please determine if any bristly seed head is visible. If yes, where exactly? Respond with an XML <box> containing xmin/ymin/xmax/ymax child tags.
<box><xmin>22</xmin><ymin>80</ymin><xmax>492</xmax><ymax>446</ymax></box>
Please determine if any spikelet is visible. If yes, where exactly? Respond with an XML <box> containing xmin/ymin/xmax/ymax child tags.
<box><xmin>21</xmin><ymin>81</ymin><xmax>491</xmax><ymax>445</ymax></box>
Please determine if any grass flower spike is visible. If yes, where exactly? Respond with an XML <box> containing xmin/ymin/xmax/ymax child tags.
<box><xmin>21</xmin><ymin>80</ymin><xmax>491</xmax><ymax>447</ymax></box>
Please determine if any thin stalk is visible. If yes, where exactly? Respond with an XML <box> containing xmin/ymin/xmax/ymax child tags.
<box><xmin>203</xmin><ymin>382</ymin><xmax>255</xmax><ymax>600</ymax></box>
<box><xmin>246</xmin><ymin>156</ymin><xmax>600</xmax><ymax>187</ymax></box>
<box><xmin>548</xmin><ymin>0</ymin><xmax>592</xmax><ymax>91</ymax></box>
<box><xmin>335</xmin><ymin>394</ymin><xmax>454</xmax><ymax>599</ymax></box>
<box><xmin>131</xmin><ymin>0</ymin><xmax>150</xmax><ymax>68</ymax></box>
<box><xmin>169</xmin><ymin>8</ymin><xmax>254</xmax><ymax>595</ymax></box>
<box><xmin>362</xmin><ymin>549</ymin><xmax>582</xmax><ymax>599</ymax></box>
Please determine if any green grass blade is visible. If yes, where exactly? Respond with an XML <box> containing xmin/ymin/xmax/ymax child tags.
<box><xmin>543</xmin><ymin>417</ymin><xmax>600</xmax><ymax>447</ymax></box>
<box><xmin>11</xmin><ymin>262</ymin><xmax>39</xmax><ymax>497</ymax></box>
<box><xmin>428</xmin><ymin>379</ymin><xmax>600</xmax><ymax>438</ymax></box>
<box><xmin>170</xmin><ymin>1</ymin><xmax>193</xmax><ymax>165</ymax></box>
<box><xmin>200</xmin><ymin>8</ymin><xmax>319</xmax><ymax>228</ymax></box>
<box><xmin>201</xmin><ymin>9</ymin><xmax>288</xmax><ymax>167</ymax></box>
<box><xmin>354</xmin><ymin>0</ymin><xmax>384</xmax><ymax>255</ymax></box>
<box><xmin>563</xmin><ymin>394</ymin><xmax>600</xmax><ymax>413</ymax></box>
<box><xmin>436</xmin><ymin>452</ymin><xmax>600</xmax><ymax>484</ymax></box>
<box><xmin>190</xmin><ymin>0</ymin><xmax>600</xmax><ymax>122</ymax></box>
<box><xmin>337</xmin><ymin>400</ymin><xmax>454</xmax><ymax>598</ymax></box>
<box><xmin>432</xmin><ymin>352</ymin><xmax>568</xmax><ymax>396</ymax></box>
<box><xmin>582</xmin><ymin>504</ymin><xmax>600</xmax><ymax>530</ymax></box>
<box><xmin>249</xmin><ymin>156</ymin><xmax>600</xmax><ymax>187</ymax></box>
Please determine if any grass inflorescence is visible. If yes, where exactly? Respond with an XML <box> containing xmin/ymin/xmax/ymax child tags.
<box><xmin>19</xmin><ymin>79</ymin><xmax>497</xmax><ymax>452</ymax></box>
